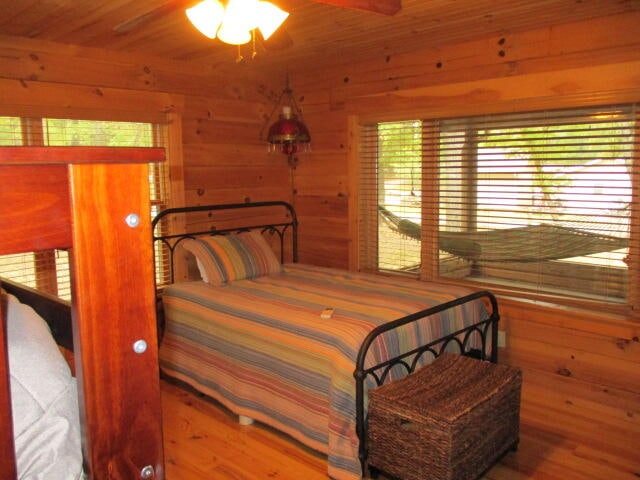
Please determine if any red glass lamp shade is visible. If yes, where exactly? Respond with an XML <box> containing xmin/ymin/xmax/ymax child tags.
<box><xmin>267</xmin><ymin>106</ymin><xmax>311</xmax><ymax>157</ymax></box>
<box><xmin>263</xmin><ymin>79</ymin><xmax>311</xmax><ymax>166</ymax></box>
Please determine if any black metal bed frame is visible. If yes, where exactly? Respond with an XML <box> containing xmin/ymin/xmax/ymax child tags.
<box><xmin>151</xmin><ymin>200</ymin><xmax>500</xmax><ymax>477</ymax></box>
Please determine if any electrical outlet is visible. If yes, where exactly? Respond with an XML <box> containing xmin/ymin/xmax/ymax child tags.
<box><xmin>498</xmin><ymin>330</ymin><xmax>507</xmax><ymax>348</ymax></box>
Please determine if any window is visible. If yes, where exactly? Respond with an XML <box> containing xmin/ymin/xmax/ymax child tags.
<box><xmin>0</xmin><ymin>117</ymin><xmax>169</xmax><ymax>300</ymax></box>
<box><xmin>360</xmin><ymin>121</ymin><xmax>423</xmax><ymax>274</ymax></box>
<box><xmin>359</xmin><ymin>104</ymin><xmax>638</xmax><ymax>307</ymax></box>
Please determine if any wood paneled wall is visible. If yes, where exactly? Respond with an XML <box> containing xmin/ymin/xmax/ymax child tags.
<box><xmin>0</xmin><ymin>11</ymin><xmax>638</xmax><ymax>474</ymax></box>
<box><xmin>0</xmin><ymin>33</ymin><xmax>290</xmax><ymax>211</ymax></box>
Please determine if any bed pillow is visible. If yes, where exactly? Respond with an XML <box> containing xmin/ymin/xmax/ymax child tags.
<box><xmin>183</xmin><ymin>231</ymin><xmax>282</xmax><ymax>285</ymax></box>
<box><xmin>181</xmin><ymin>237</ymin><xmax>228</xmax><ymax>285</ymax></box>
<box><xmin>4</xmin><ymin>292</ymin><xmax>84</xmax><ymax>480</ymax></box>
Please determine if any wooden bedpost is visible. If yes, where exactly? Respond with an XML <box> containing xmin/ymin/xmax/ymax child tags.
<box><xmin>0</xmin><ymin>291</ymin><xmax>17</xmax><ymax>479</ymax></box>
<box><xmin>0</xmin><ymin>146</ymin><xmax>166</xmax><ymax>480</ymax></box>
<box><xmin>68</xmin><ymin>161</ymin><xmax>165</xmax><ymax>479</ymax></box>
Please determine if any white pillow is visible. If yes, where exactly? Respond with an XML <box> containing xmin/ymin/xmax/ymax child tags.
<box><xmin>6</xmin><ymin>293</ymin><xmax>84</xmax><ymax>480</ymax></box>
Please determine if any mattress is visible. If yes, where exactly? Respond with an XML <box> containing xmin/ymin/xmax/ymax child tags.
<box><xmin>5</xmin><ymin>293</ymin><xmax>84</xmax><ymax>480</ymax></box>
<box><xmin>159</xmin><ymin>263</ymin><xmax>488</xmax><ymax>479</ymax></box>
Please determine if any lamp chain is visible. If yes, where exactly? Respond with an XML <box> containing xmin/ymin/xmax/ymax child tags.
<box><xmin>235</xmin><ymin>31</ymin><xmax>258</xmax><ymax>63</ymax></box>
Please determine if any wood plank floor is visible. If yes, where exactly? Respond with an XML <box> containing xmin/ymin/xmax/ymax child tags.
<box><xmin>161</xmin><ymin>369</ymin><xmax>640</xmax><ymax>480</ymax></box>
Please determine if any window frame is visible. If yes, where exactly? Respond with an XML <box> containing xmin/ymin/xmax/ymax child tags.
<box><xmin>354</xmin><ymin>103</ymin><xmax>640</xmax><ymax>318</ymax></box>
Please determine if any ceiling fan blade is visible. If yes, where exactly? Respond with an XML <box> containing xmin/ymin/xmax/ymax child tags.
<box><xmin>114</xmin><ymin>1</ymin><xmax>189</xmax><ymax>34</ymax></box>
<box><xmin>307</xmin><ymin>0</ymin><xmax>401</xmax><ymax>15</ymax></box>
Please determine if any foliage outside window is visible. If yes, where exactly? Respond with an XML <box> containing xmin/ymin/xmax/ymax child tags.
<box><xmin>359</xmin><ymin>104</ymin><xmax>638</xmax><ymax>308</ymax></box>
<box><xmin>0</xmin><ymin>117</ymin><xmax>169</xmax><ymax>300</ymax></box>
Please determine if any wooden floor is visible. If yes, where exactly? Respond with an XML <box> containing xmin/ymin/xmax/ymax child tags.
<box><xmin>161</xmin><ymin>370</ymin><xmax>640</xmax><ymax>480</ymax></box>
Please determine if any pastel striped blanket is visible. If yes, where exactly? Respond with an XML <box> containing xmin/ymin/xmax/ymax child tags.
<box><xmin>159</xmin><ymin>263</ymin><xmax>488</xmax><ymax>479</ymax></box>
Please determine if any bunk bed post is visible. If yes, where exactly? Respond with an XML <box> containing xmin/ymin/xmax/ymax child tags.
<box><xmin>0</xmin><ymin>146</ymin><xmax>166</xmax><ymax>480</ymax></box>
<box><xmin>0</xmin><ymin>292</ymin><xmax>17</xmax><ymax>479</ymax></box>
<box><xmin>68</xmin><ymin>162</ymin><xmax>165</xmax><ymax>479</ymax></box>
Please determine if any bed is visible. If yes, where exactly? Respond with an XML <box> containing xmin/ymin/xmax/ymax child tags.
<box><xmin>152</xmin><ymin>201</ymin><xmax>500</xmax><ymax>480</ymax></box>
<box><xmin>0</xmin><ymin>146</ymin><xmax>166</xmax><ymax>479</ymax></box>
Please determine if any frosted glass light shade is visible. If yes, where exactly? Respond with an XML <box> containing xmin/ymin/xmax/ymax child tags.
<box><xmin>185</xmin><ymin>0</ymin><xmax>225</xmax><ymax>39</ymax></box>
<box><xmin>224</xmin><ymin>0</ymin><xmax>258</xmax><ymax>29</ymax></box>
<box><xmin>217</xmin><ymin>25</ymin><xmax>252</xmax><ymax>45</ymax></box>
<box><xmin>256</xmin><ymin>1</ymin><xmax>289</xmax><ymax>40</ymax></box>
<box><xmin>218</xmin><ymin>0</ymin><xmax>256</xmax><ymax>45</ymax></box>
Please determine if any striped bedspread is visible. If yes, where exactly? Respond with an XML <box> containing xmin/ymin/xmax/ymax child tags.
<box><xmin>159</xmin><ymin>263</ymin><xmax>488</xmax><ymax>479</ymax></box>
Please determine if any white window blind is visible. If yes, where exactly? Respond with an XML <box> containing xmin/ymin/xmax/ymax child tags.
<box><xmin>0</xmin><ymin>117</ymin><xmax>169</xmax><ymax>299</ymax></box>
<box><xmin>360</xmin><ymin>103</ymin><xmax>638</xmax><ymax>305</ymax></box>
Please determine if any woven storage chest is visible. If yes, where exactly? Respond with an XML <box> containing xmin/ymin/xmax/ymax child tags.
<box><xmin>367</xmin><ymin>353</ymin><xmax>522</xmax><ymax>480</ymax></box>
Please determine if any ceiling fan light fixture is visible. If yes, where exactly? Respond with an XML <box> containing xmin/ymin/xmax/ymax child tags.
<box><xmin>186</xmin><ymin>0</ymin><xmax>289</xmax><ymax>48</ymax></box>
<box><xmin>185</xmin><ymin>0</ymin><xmax>224</xmax><ymax>39</ymax></box>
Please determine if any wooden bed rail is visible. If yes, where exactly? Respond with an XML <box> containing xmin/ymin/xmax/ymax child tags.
<box><xmin>0</xmin><ymin>290</ymin><xmax>17</xmax><ymax>479</ymax></box>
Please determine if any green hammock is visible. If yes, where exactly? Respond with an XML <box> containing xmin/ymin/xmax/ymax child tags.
<box><xmin>378</xmin><ymin>205</ymin><xmax>628</xmax><ymax>263</ymax></box>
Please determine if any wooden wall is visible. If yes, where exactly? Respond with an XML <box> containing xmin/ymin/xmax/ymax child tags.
<box><xmin>0</xmin><ymin>34</ymin><xmax>290</xmax><ymax>212</ymax></box>
<box><xmin>0</xmin><ymin>10</ymin><xmax>638</xmax><ymax>474</ymax></box>
<box><xmin>280</xmin><ymin>12</ymin><xmax>640</xmax><ymax>472</ymax></box>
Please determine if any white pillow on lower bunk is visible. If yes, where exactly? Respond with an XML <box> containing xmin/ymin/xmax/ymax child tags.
<box><xmin>6</xmin><ymin>293</ymin><xmax>84</xmax><ymax>480</ymax></box>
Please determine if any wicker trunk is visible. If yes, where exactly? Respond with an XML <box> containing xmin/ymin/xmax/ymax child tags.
<box><xmin>367</xmin><ymin>353</ymin><xmax>522</xmax><ymax>480</ymax></box>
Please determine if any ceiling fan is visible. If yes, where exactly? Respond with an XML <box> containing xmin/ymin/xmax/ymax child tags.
<box><xmin>305</xmin><ymin>0</ymin><xmax>400</xmax><ymax>15</ymax></box>
<box><xmin>114</xmin><ymin>0</ymin><xmax>401</xmax><ymax>51</ymax></box>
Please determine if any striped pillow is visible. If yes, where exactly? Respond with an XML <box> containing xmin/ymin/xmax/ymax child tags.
<box><xmin>181</xmin><ymin>237</ymin><xmax>227</xmax><ymax>285</ymax></box>
<box><xmin>182</xmin><ymin>231</ymin><xmax>282</xmax><ymax>285</ymax></box>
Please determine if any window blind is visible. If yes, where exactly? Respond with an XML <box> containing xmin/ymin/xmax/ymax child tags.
<box><xmin>359</xmin><ymin>103</ymin><xmax>638</xmax><ymax>305</ymax></box>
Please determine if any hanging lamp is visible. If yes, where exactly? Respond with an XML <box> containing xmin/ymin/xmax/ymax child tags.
<box><xmin>264</xmin><ymin>78</ymin><xmax>311</xmax><ymax>167</ymax></box>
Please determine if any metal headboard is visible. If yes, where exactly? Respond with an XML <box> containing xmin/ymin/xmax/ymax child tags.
<box><xmin>152</xmin><ymin>200</ymin><xmax>298</xmax><ymax>284</ymax></box>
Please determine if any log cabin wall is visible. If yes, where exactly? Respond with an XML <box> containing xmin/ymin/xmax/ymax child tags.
<box><xmin>0</xmin><ymin>9</ymin><xmax>639</xmax><ymax>474</ymax></box>
<box><xmin>0</xmin><ymin>33</ymin><xmax>290</xmax><ymax>212</ymax></box>
<box><xmin>273</xmin><ymin>11</ymin><xmax>640</xmax><ymax>467</ymax></box>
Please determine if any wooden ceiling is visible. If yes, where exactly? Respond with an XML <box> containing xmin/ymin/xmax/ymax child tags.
<box><xmin>0</xmin><ymin>0</ymin><xmax>638</xmax><ymax>73</ymax></box>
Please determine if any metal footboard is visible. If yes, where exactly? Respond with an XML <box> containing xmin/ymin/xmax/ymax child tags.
<box><xmin>354</xmin><ymin>290</ymin><xmax>500</xmax><ymax>475</ymax></box>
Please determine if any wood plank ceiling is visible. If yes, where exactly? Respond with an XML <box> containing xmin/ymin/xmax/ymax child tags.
<box><xmin>0</xmin><ymin>0</ymin><xmax>638</xmax><ymax>73</ymax></box>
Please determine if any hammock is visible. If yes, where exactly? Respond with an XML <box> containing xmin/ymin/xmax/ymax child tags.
<box><xmin>378</xmin><ymin>205</ymin><xmax>628</xmax><ymax>263</ymax></box>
